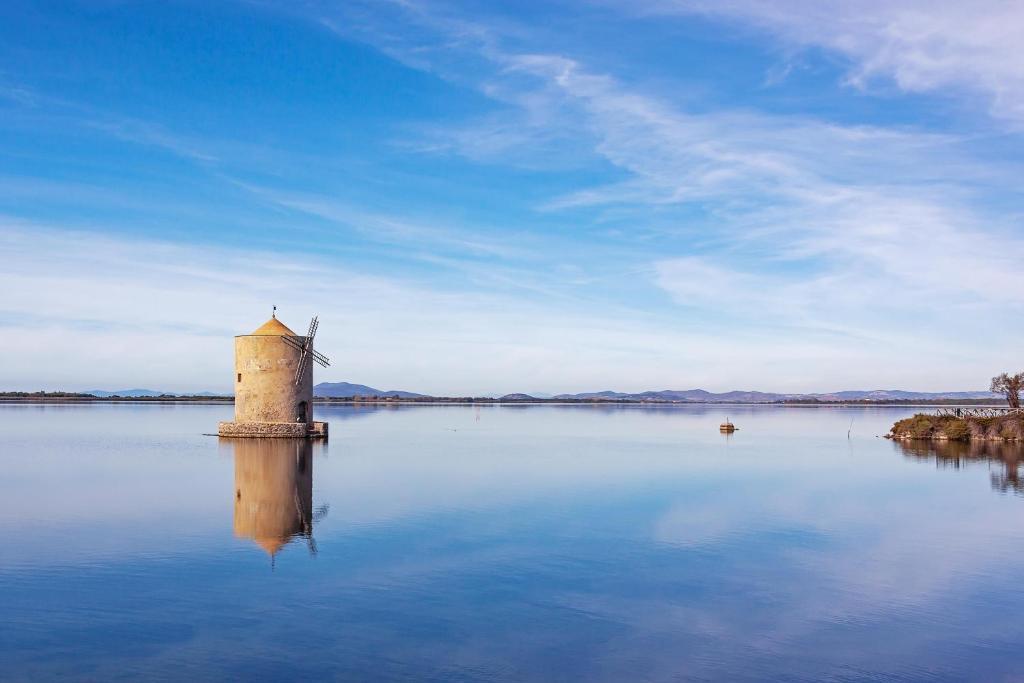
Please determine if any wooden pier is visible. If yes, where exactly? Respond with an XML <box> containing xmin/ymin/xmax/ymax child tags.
<box><xmin>935</xmin><ymin>407</ymin><xmax>1024</xmax><ymax>419</ymax></box>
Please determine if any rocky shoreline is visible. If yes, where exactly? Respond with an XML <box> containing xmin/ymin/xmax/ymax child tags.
<box><xmin>888</xmin><ymin>413</ymin><xmax>1023</xmax><ymax>442</ymax></box>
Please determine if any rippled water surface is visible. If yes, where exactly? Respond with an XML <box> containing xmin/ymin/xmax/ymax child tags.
<box><xmin>2</xmin><ymin>403</ymin><xmax>1024</xmax><ymax>681</ymax></box>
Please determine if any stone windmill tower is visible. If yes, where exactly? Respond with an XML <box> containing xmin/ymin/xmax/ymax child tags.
<box><xmin>218</xmin><ymin>309</ymin><xmax>330</xmax><ymax>439</ymax></box>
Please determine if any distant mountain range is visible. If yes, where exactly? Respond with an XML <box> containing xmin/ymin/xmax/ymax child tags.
<box><xmin>550</xmin><ymin>389</ymin><xmax>999</xmax><ymax>402</ymax></box>
<box><xmin>78</xmin><ymin>384</ymin><xmax>1000</xmax><ymax>403</ymax></box>
<box><xmin>81</xmin><ymin>383</ymin><xmax>427</xmax><ymax>399</ymax></box>
<box><xmin>313</xmin><ymin>382</ymin><xmax>426</xmax><ymax>399</ymax></box>
<box><xmin>84</xmin><ymin>389</ymin><xmax>224</xmax><ymax>398</ymax></box>
<box><xmin>314</xmin><ymin>384</ymin><xmax>998</xmax><ymax>402</ymax></box>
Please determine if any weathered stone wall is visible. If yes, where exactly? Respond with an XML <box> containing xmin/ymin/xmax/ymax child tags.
<box><xmin>309</xmin><ymin>421</ymin><xmax>328</xmax><ymax>439</ymax></box>
<box><xmin>218</xmin><ymin>421</ymin><xmax>328</xmax><ymax>439</ymax></box>
<box><xmin>219</xmin><ymin>421</ymin><xmax>307</xmax><ymax>438</ymax></box>
<box><xmin>234</xmin><ymin>334</ymin><xmax>313</xmax><ymax>424</ymax></box>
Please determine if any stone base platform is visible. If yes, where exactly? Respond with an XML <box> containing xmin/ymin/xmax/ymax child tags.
<box><xmin>218</xmin><ymin>421</ymin><xmax>328</xmax><ymax>439</ymax></box>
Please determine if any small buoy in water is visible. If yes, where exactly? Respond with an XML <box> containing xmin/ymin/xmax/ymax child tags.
<box><xmin>720</xmin><ymin>420</ymin><xmax>736</xmax><ymax>433</ymax></box>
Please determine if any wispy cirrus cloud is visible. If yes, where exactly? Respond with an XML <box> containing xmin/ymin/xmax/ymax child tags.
<box><xmin>246</xmin><ymin>186</ymin><xmax>532</xmax><ymax>260</ymax></box>
<box><xmin>4</xmin><ymin>0</ymin><xmax>1023</xmax><ymax>392</ymax></box>
<box><xmin>4</xmin><ymin>218</ymin><xmax>968</xmax><ymax>394</ymax></box>
<box><xmin>306</xmin><ymin>0</ymin><xmax>1024</xmax><ymax>349</ymax></box>
<box><xmin>646</xmin><ymin>0</ymin><xmax>1024</xmax><ymax>125</ymax></box>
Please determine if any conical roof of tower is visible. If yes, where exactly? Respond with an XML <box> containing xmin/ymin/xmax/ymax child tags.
<box><xmin>256</xmin><ymin>536</ymin><xmax>288</xmax><ymax>555</ymax></box>
<box><xmin>250</xmin><ymin>317</ymin><xmax>297</xmax><ymax>336</ymax></box>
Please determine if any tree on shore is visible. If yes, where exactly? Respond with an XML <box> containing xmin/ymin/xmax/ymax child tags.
<box><xmin>990</xmin><ymin>372</ymin><xmax>1024</xmax><ymax>409</ymax></box>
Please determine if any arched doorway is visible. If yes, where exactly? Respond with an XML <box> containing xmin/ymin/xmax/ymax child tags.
<box><xmin>296</xmin><ymin>400</ymin><xmax>308</xmax><ymax>423</ymax></box>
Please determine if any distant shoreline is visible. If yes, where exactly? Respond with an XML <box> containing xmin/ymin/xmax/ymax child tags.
<box><xmin>0</xmin><ymin>394</ymin><xmax>1007</xmax><ymax>407</ymax></box>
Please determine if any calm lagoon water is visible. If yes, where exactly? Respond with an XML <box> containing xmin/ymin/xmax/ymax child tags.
<box><xmin>2</xmin><ymin>403</ymin><xmax>1024</xmax><ymax>681</ymax></box>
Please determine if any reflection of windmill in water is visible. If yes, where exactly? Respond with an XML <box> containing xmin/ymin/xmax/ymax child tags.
<box><xmin>895</xmin><ymin>439</ymin><xmax>1024</xmax><ymax>494</ymax></box>
<box><xmin>232</xmin><ymin>439</ymin><xmax>329</xmax><ymax>559</ymax></box>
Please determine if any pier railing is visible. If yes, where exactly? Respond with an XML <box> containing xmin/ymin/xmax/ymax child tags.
<box><xmin>935</xmin><ymin>407</ymin><xmax>1024</xmax><ymax>418</ymax></box>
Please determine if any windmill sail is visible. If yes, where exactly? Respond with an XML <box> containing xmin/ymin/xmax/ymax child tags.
<box><xmin>281</xmin><ymin>316</ymin><xmax>330</xmax><ymax>386</ymax></box>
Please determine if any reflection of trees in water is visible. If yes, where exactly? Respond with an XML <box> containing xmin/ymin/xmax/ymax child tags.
<box><xmin>896</xmin><ymin>440</ymin><xmax>1024</xmax><ymax>494</ymax></box>
<box><xmin>230</xmin><ymin>439</ymin><xmax>329</xmax><ymax>558</ymax></box>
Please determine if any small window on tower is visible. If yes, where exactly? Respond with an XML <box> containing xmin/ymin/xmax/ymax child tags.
<box><xmin>237</xmin><ymin>373</ymin><xmax>242</xmax><ymax>383</ymax></box>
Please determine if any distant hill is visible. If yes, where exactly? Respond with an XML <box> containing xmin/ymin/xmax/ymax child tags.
<box><xmin>811</xmin><ymin>390</ymin><xmax>996</xmax><ymax>401</ymax></box>
<box><xmin>553</xmin><ymin>389</ymin><xmax>787</xmax><ymax>401</ymax></box>
<box><xmin>314</xmin><ymin>382</ymin><xmax>426</xmax><ymax>399</ymax></box>
<box><xmin>85</xmin><ymin>388</ymin><xmax>172</xmax><ymax>397</ymax></box>
<box><xmin>76</xmin><ymin>384</ymin><xmax>999</xmax><ymax>403</ymax></box>
<box><xmin>84</xmin><ymin>389</ymin><xmax>226</xmax><ymax>398</ymax></box>
<box><xmin>553</xmin><ymin>389</ymin><xmax>999</xmax><ymax>402</ymax></box>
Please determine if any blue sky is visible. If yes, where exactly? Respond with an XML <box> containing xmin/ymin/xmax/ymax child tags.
<box><xmin>2</xmin><ymin>0</ymin><xmax>1023</xmax><ymax>394</ymax></box>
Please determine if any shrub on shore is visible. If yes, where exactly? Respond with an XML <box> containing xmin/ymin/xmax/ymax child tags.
<box><xmin>890</xmin><ymin>413</ymin><xmax>1022</xmax><ymax>441</ymax></box>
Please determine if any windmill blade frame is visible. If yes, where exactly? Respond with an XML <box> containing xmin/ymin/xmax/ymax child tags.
<box><xmin>282</xmin><ymin>316</ymin><xmax>327</xmax><ymax>385</ymax></box>
<box><xmin>294</xmin><ymin>346</ymin><xmax>310</xmax><ymax>385</ymax></box>
<box><xmin>281</xmin><ymin>335</ymin><xmax>305</xmax><ymax>352</ymax></box>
